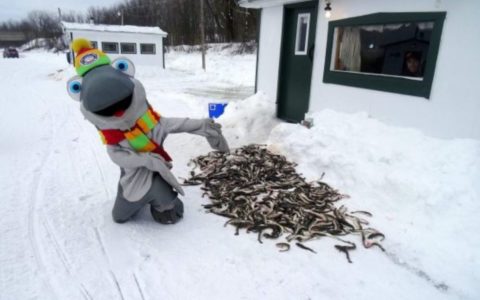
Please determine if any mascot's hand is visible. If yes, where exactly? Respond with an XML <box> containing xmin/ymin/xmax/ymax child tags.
<box><xmin>205</xmin><ymin>119</ymin><xmax>230</xmax><ymax>153</ymax></box>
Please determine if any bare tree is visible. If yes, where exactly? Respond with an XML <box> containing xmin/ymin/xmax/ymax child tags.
<box><xmin>0</xmin><ymin>0</ymin><xmax>259</xmax><ymax>50</ymax></box>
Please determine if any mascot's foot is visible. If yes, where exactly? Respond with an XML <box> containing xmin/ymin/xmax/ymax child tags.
<box><xmin>150</xmin><ymin>198</ymin><xmax>184</xmax><ymax>224</ymax></box>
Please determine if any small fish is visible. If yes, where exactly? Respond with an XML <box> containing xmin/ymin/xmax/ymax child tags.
<box><xmin>276</xmin><ymin>242</ymin><xmax>290</xmax><ymax>252</ymax></box>
<box><xmin>335</xmin><ymin>244</ymin><xmax>355</xmax><ymax>263</ymax></box>
<box><xmin>185</xmin><ymin>144</ymin><xmax>384</xmax><ymax>261</ymax></box>
<box><xmin>295</xmin><ymin>242</ymin><xmax>316</xmax><ymax>254</ymax></box>
<box><xmin>351</xmin><ymin>211</ymin><xmax>373</xmax><ymax>217</ymax></box>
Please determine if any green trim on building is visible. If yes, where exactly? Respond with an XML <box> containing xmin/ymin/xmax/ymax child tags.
<box><xmin>323</xmin><ymin>12</ymin><xmax>446</xmax><ymax>99</ymax></box>
<box><xmin>255</xmin><ymin>9</ymin><xmax>262</xmax><ymax>93</ymax></box>
<box><xmin>276</xmin><ymin>0</ymin><xmax>318</xmax><ymax>122</ymax></box>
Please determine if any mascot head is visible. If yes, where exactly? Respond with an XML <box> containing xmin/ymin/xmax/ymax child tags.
<box><xmin>66</xmin><ymin>38</ymin><xmax>148</xmax><ymax>130</ymax></box>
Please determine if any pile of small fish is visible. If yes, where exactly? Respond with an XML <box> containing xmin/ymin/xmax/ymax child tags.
<box><xmin>184</xmin><ymin>144</ymin><xmax>385</xmax><ymax>262</ymax></box>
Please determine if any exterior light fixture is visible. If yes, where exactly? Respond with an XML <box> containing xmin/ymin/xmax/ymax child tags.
<box><xmin>325</xmin><ymin>1</ymin><xmax>332</xmax><ymax>19</ymax></box>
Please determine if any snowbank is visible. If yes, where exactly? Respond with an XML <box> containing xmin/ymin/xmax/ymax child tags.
<box><xmin>167</xmin><ymin>42</ymin><xmax>257</xmax><ymax>54</ymax></box>
<box><xmin>165</xmin><ymin>46</ymin><xmax>255</xmax><ymax>87</ymax></box>
<box><xmin>217</xmin><ymin>92</ymin><xmax>280</xmax><ymax>147</ymax></box>
<box><xmin>268</xmin><ymin>109</ymin><xmax>480</xmax><ymax>298</ymax></box>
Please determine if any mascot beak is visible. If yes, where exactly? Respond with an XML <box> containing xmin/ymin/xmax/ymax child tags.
<box><xmin>81</xmin><ymin>65</ymin><xmax>135</xmax><ymax>116</ymax></box>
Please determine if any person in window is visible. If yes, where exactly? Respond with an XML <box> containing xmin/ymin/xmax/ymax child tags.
<box><xmin>402</xmin><ymin>51</ymin><xmax>423</xmax><ymax>77</ymax></box>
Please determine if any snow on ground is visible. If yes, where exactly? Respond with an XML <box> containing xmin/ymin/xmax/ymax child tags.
<box><xmin>269</xmin><ymin>110</ymin><xmax>480</xmax><ymax>299</ymax></box>
<box><xmin>0</xmin><ymin>48</ymin><xmax>479</xmax><ymax>300</ymax></box>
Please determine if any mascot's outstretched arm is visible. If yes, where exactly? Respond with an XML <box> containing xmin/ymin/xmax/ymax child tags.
<box><xmin>66</xmin><ymin>38</ymin><xmax>229</xmax><ymax>224</ymax></box>
<box><xmin>160</xmin><ymin>117</ymin><xmax>230</xmax><ymax>153</ymax></box>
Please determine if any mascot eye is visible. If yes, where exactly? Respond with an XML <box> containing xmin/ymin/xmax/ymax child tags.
<box><xmin>117</xmin><ymin>61</ymin><xmax>128</xmax><ymax>70</ymax></box>
<box><xmin>112</xmin><ymin>57</ymin><xmax>135</xmax><ymax>77</ymax></box>
<box><xmin>69</xmin><ymin>81</ymin><xmax>81</xmax><ymax>93</ymax></box>
<box><xmin>66</xmin><ymin>75</ymin><xmax>83</xmax><ymax>102</ymax></box>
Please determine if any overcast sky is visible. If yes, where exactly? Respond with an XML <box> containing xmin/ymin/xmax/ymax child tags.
<box><xmin>0</xmin><ymin>0</ymin><xmax>121</xmax><ymax>22</ymax></box>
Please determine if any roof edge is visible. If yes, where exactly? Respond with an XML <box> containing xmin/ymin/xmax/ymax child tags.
<box><xmin>61</xmin><ymin>21</ymin><xmax>168</xmax><ymax>36</ymax></box>
<box><xmin>238</xmin><ymin>0</ymin><xmax>308</xmax><ymax>8</ymax></box>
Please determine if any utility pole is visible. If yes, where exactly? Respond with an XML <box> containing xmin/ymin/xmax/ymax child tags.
<box><xmin>200</xmin><ymin>0</ymin><xmax>206</xmax><ymax>70</ymax></box>
<box><xmin>117</xmin><ymin>11</ymin><xmax>124</xmax><ymax>25</ymax></box>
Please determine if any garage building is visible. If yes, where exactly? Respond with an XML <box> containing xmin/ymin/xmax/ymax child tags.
<box><xmin>62</xmin><ymin>21</ymin><xmax>168</xmax><ymax>68</ymax></box>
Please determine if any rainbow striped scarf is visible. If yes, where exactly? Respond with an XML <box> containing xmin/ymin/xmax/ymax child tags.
<box><xmin>98</xmin><ymin>106</ymin><xmax>172</xmax><ymax>162</ymax></box>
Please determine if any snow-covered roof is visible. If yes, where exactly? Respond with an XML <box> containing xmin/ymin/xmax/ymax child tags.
<box><xmin>238</xmin><ymin>0</ymin><xmax>306</xmax><ymax>8</ymax></box>
<box><xmin>62</xmin><ymin>22</ymin><xmax>167</xmax><ymax>36</ymax></box>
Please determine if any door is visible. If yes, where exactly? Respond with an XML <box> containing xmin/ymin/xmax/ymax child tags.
<box><xmin>277</xmin><ymin>1</ymin><xmax>318</xmax><ymax>122</ymax></box>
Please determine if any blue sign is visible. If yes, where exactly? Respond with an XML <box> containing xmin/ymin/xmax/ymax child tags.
<box><xmin>208</xmin><ymin>103</ymin><xmax>228</xmax><ymax>119</ymax></box>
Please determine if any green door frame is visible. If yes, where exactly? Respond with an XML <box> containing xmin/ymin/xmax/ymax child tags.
<box><xmin>255</xmin><ymin>9</ymin><xmax>262</xmax><ymax>93</ymax></box>
<box><xmin>276</xmin><ymin>0</ymin><xmax>319</xmax><ymax>122</ymax></box>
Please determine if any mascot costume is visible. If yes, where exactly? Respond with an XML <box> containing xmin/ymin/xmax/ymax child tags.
<box><xmin>66</xmin><ymin>38</ymin><xmax>229</xmax><ymax>224</ymax></box>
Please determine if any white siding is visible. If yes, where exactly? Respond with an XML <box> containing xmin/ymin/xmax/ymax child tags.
<box><xmin>255</xmin><ymin>0</ymin><xmax>480</xmax><ymax>140</ymax></box>
<box><xmin>67</xmin><ymin>30</ymin><xmax>164</xmax><ymax>67</ymax></box>
<box><xmin>257</xmin><ymin>6</ymin><xmax>284</xmax><ymax>101</ymax></box>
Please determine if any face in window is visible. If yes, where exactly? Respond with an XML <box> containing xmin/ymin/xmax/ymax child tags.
<box><xmin>407</xmin><ymin>58</ymin><xmax>419</xmax><ymax>73</ymax></box>
<box><xmin>404</xmin><ymin>52</ymin><xmax>422</xmax><ymax>76</ymax></box>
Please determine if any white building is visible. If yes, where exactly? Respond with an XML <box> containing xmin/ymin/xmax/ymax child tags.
<box><xmin>62</xmin><ymin>22</ymin><xmax>168</xmax><ymax>68</ymax></box>
<box><xmin>239</xmin><ymin>0</ymin><xmax>480</xmax><ymax>140</ymax></box>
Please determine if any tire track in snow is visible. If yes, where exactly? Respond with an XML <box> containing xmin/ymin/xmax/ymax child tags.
<box><xmin>110</xmin><ymin>271</ymin><xmax>126</xmax><ymax>300</ymax></box>
<box><xmin>41</xmin><ymin>218</ymin><xmax>92</xmax><ymax>300</ymax></box>
<box><xmin>94</xmin><ymin>227</ymin><xmax>127</xmax><ymax>300</ymax></box>
<box><xmin>134</xmin><ymin>273</ymin><xmax>147</xmax><ymax>300</ymax></box>
<box><xmin>80</xmin><ymin>284</ymin><xmax>94</xmax><ymax>300</ymax></box>
<box><xmin>42</xmin><ymin>219</ymin><xmax>71</xmax><ymax>271</ymax></box>
<box><xmin>26</xmin><ymin>104</ymin><xmax>59</xmax><ymax>298</ymax></box>
<box><xmin>70</xmin><ymin>108</ymin><xmax>130</xmax><ymax>300</ymax></box>
<box><xmin>26</xmin><ymin>89</ymin><xmax>91</xmax><ymax>299</ymax></box>
<box><xmin>61</xmin><ymin>102</ymin><xmax>130</xmax><ymax>299</ymax></box>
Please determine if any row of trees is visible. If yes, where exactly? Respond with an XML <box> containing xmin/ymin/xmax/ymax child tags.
<box><xmin>0</xmin><ymin>0</ymin><xmax>258</xmax><ymax>48</ymax></box>
<box><xmin>0</xmin><ymin>11</ymin><xmax>65</xmax><ymax>48</ymax></box>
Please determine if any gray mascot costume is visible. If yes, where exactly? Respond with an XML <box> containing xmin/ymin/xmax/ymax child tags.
<box><xmin>66</xmin><ymin>38</ymin><xmax>229</xmax><ymax>224</ymax></box>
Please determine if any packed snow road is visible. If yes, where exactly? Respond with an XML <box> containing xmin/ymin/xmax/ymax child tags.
<box><xmin>0</xmin><ymin>51</ymin><xmax>478</xmax><ymax>300</ymax></box>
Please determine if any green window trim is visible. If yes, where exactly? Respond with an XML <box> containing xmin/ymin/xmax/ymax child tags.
<box><xmin>323</xmin><ymin>12</ymin><xmax>446</xmax><ymax>99</ymax></box>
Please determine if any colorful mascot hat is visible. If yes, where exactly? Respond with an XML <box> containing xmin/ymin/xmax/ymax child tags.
<box><xmin>71</xmin><ymin>38</ymin><xmax>111</xmax><ymax>76</ymax></box>
<box><xmin>67</xmin><ymin>38</ymin><xmax>136</xmax><ymax>103</ymax></box>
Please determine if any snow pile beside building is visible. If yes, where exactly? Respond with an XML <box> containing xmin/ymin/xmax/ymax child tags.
<box><xmin>268</xmin><ymin>109</ymin><xmax>480</xmax><ymax>298</ymax></box>
<box><xmin>165</xmin><ymin>46</ymin><xmax>255</xmax><ymax>87</ymax></box>
<box><xmin>217</xmin><ymin>92</ymin><xmax>279</xmax><ymax>147</ymax></box>
<box><xmin>168</xmin><ymin>42</ymin><xmax>257</xmax><ymax>54</ymax></box>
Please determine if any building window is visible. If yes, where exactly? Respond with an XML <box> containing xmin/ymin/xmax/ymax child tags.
<box><xmin>323</xmin><ymin>12</ymin><xmax>446</xmax><ymax>98</ymax></box>
<box><xmin>295</xmin><ymin>13</ymin><xmax>311</xmax><ymax>55</ymax></box>
<box><xmin>102</xmin><ymin>42</ymin><xmax>119</xmax><ymax>54</ymax></box>
<box><xmin>140</xmin><ymin>43</ymin><xmax>156</xmax><ymax>54</ymax></box>
<box><xmin>90</xmin><ymin>41</ymin><xmax>98</xmax><ymax>49</ymax></box>
<box><xmin>121</xmin><ymin>43</ymin><xmax>137</xmax><ymax>54</ymax></box>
